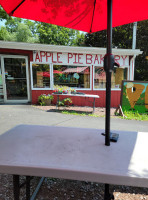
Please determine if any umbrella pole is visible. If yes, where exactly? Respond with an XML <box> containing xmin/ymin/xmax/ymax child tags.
<box><xmin>105</xmin><ymin>0</ymin><xmax>112</xmax><ymax>146</ymax></box>
<box><xmin>104</xmin><ymin>1</ymin><xmax>114</xmax><ymax>200</ymax></box>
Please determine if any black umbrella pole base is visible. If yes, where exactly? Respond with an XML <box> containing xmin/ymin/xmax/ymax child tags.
<box><xmin>104</xmin><ymin>184</ymin><xmax>114</xmax><ymax>200</ymax></box>
<box><xmin>101</xmin><ymin>132</ymin><xmax>119</xmax><ymax>142</ymax></box>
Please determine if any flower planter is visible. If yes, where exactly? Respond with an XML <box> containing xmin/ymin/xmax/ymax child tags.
<box><xmin>42</xmin><ymin>99</ymin><xmax>51</xmax><ymax>106</ymax></box>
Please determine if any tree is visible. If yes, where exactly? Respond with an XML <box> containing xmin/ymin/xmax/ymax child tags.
<box><xmin>35</xmin><ymin>22</ymin><xmax>84</xmax><ymax>46</ymax></box>
<box><xmin>85</xmin><ymin>23</ymin><xmax>133</xmax><ymax>48</ymax></box>
<box><xmin>0</xmin><ymin>6</ymin><xmax>85</xmax><ymax>46</ymax></box>
<box><xmin>0</xmin><ymin>6</ymin><xmax>10</xmax><ymax>21</ymax></box>
<box><xmin>15</xmin><ymin>23</ymin><xmax>39</xmax><ymax>43</ymax></box>
<box><xmin>84</xmin><ymin>21</ymin><xmax>148</xmax><ymax>81</ymax></box>
<box><xmin>0</xmin><ymin>26</ymin><xmax>16</xmax><ymax>41</ymax></box>
<box><xmin>134</xmin><ymin>20</ymin><xmax>148</xmax><ymax>81</ymax></box>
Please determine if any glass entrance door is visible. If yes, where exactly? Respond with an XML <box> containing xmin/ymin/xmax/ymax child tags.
<box><xmin>1</xmin><ymin>56</ymin><xmax>30</xmax><ymax>102</ymax></box>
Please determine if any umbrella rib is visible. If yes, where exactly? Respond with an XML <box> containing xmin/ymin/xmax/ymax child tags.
<box><xmin>9</xmin><ymin>0</ymin><xmax>26</xmax><ymax>15</ymax></box>
<box><xmin>90</xmin><ymin>0</ymin><xmax>96</xmax><ymax>33</ymax></box>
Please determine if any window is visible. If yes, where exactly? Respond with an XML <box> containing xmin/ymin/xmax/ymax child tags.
<box><xmin>94</xmin><ymin>67</ymin><xmax>127</xmax><ymax>89</ymax></box>
<box><xmin>32</xmin><ymin>64</ymin><xmax>50</xmax><ymax>88</ymax></box>
<box><xmin>53</xmin><ymin>65</ymin><xmax>91</xmax><ymax>89</ymax></box>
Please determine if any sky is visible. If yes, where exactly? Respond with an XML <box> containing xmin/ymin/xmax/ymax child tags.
<box><xmin>0</xmin><ymin>20</ymin><xmax>5</xmax><ymax>27</ymax></box>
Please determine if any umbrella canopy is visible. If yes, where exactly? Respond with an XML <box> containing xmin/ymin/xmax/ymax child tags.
<box><xmin>0</xmin><ymin>0</ymin><xmax>147</xmax><ymax>33</ymax></box>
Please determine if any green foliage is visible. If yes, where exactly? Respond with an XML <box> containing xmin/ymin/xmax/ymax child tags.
<box><xmin>58</xmin><ymin>98</ymin><xmax>72</xmax><ymax>107</ymax></box>
<box><xmin>84</xmin><ymin>21</ymin><xmax>148</xmax><ymax>81</ymax></box>
<box><xmin>61</xmin><ymin>110</ymin><xmax>99</xmax><ymax>117</ymax></box>
<box><xmin>0</xmin><ymin>16</ymin><xmax>39</xmax><ymax>43</ymax></box>
<box><xmin>38</xmin><ymin>94</ymin><xmax>54</xmax><ymax>106</ymax></box>
<box><xmin>0</xmin><ymin>6</ymin><xmax>11</xmax><ymax>21</ymax></box>
<box><xmin>58</xmin><ymin>100</ymin><xmax>65</xmax><ymax>106</ymax></box>
<box><xmin>63</xmin><ymin>98</ymin><xmax>72</xmax><ymax>105</ymax></box>
<box><xmin>5</xmin><ymin>17</ymin><xmax>22</xmax><ymax>33</ymax></box>
<box><xmin>15</xmin><ymin>23</ymin><xmax>38</xmax><ymax>43</ymax></box>
<box><xmin>85</xmin><ymin>23</ymin><xmax>133</xmax><ymax>49</ymax></box>
<box><xmin>36</xmin><ymin>22</ymin><xmax>84</xmax><ymax>46</ymax></box>
<box><xmin>123</xmin><ymin>111</ymin><xmax>148</xmax><ymax>121</ymax></box>
<box><xmin>135</xmin><ymin>20</ymin><xmax>148</xmax><ymax>81</ymax></box>
<box><xmin>0</xmin><ymin>6</ymin><xmax>85</xmax><ymax>46</ymax></box>
<box><xmin>0</xmin><ymin>26</ymin><xmax>15</xmax><ymax>41</ymax></box>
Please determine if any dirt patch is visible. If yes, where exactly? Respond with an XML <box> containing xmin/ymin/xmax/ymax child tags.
<box><xmin>0</xmin><ymin>175</ymin><xmax>148</xmax><ymax>200</ymax></box>
<box><xmin>34</xmin><ymin>105</ymin><xmax>118</xmax><ymax>117</ymax></box>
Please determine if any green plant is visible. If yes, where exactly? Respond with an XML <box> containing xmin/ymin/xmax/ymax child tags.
<box><xmin>38</xmin><ymin>94</ymin><xmax>54</xmax><ymax>106</ymax></box>
<box><xmin>63</xmin><ymin>98</ymin><xmax>72</xmax><ymax>106</ymax></box>
<box><xmin>122</xmin><ymin>111</ymin><xmax>148</xmax><ymax>121</ymax></box>
<box><xmin>58</xmin><ymin>100</ymin><xmax>65</xmax><ymax>106</ymax></box>
<box><xmin>58</xmin><ymin>98</ymin><xmax>72</xmax><ymax>107</ymax></box>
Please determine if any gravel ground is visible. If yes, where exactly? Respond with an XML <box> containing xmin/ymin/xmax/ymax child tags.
<box><xmin>0</xmin><ymin>174</ymin><xmax>148</xmax><ymax>200</ymax></box>
<box><xmin>34</xmin><ymin>105</ymin><xmax>117</xmax><ymax>117</ymax></box>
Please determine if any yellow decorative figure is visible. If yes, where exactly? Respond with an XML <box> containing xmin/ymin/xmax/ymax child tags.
<box><xmin>145</xmin><ymin>86</ymin><xmax>148</xmax><ymax>110</ymax></box>
<box><xmin>126</xmin><ymin>83</ymin><xmax>145</xmax><ymax>109</ymax></box>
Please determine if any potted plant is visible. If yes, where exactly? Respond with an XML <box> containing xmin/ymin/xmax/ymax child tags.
<box><xmin>57</xmin><ymin>98</ymin><xmax>72</xmax><ymax>107</ymax></box>
<box><xmin>63</xmin><ymin>98</ymin><xmax>72</xmax><ymax>106</ymax></box>
<box><xmin>38</xmin><ymin>94</ymin><xmax>54</xmax><ymax>106</ymax></box>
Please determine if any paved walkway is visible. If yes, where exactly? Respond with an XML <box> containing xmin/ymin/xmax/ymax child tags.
<box><xmin>0</xmin><ymin>104</ymin><xmax>148</xmax><ymax>135</ymax></box>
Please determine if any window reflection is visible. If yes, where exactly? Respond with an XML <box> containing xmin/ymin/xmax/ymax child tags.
<box><xmin>94</xmin><ymin>67</ymin><xmax>127</xmax><ymax>89</ymax></box>
<box><xmin>32</xmin><ymin>64</ymin><xmax>50</xmax><ymax>88</ymax></box>
<box><xmin>53</xmin><ymin>65</ymin><xmax>90</xmax><ymax>89</ymax></box>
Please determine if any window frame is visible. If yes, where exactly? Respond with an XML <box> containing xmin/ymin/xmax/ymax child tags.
<box><xmin>31</xmin><ymin>62</ymin><xmax>92</xmax><ymax>91</ymax></box>
<box><xmin>30</xmin><ymin>62</ymin><xmax>52</xmax><ymax>90</ymax></box>
<box><xmin>52</xmin><ymin>63</ymin><xmax>92</xmax><ymax>91</ymax></box>
<box><xmin>93</xmin><ymin>65</ymin><xmax>128</xmax><ymax>91</ymax></box>
<box><xmin>1</xmin><ymin>54</ymin><xmax>30</xmax><ymax>103</ymax></box>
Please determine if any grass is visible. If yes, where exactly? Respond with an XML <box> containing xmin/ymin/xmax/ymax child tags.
<box><xmin>62</xmin><ymin>109</ymin><xmax>148</xmax><ymax>121</ymax></box>
<box><xmin>34</xmin><ymin>104</ymin><xmax>148</xmax><ymax>121</ymax></box>
<box><xmin>123</xmin><ymin>111</ymin><xmax>148</xmax><ymax>121</ymax></box>
<box><xmin>61</xmin><ymin>110</ymin><xmax>99</xmax><ymax>117</ymax></box>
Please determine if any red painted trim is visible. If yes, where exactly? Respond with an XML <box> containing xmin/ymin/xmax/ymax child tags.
<box><xmin>0</xmin><ymin>48</ymin><xmax>33</xmax><ymax>61</ymax></box>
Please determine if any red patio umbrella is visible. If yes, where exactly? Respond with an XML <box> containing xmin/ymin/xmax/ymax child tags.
<box><xmin>0</xmin><ymin>1</ymin><xmax>147</xmax><ymax>147</ymax></box>
<box><xmin>0</xmin><ymin>0</ymin><xmax>147</xmax><ymax>33</ymax></box>
<box><xmin>43</xmin><ymin>70</ymin><xmax>62</xmax><ymax>77</ymax></box>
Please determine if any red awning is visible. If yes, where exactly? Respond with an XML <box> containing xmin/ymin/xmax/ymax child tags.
<box><xmin>0</xmin><ymin>0</ymin><xmax>147</xmax><ymax>33</ymax></box>
<box><xmin>63</xmin><ymin>67</ymin><xmax>88</xmax><ymax>73</ymax></box>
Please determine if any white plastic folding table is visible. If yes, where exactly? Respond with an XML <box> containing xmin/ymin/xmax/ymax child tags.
<box><xmin>0</xmin><ymin>124</ymin><xmax>148</xmax><ymax>200</ymax></box>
